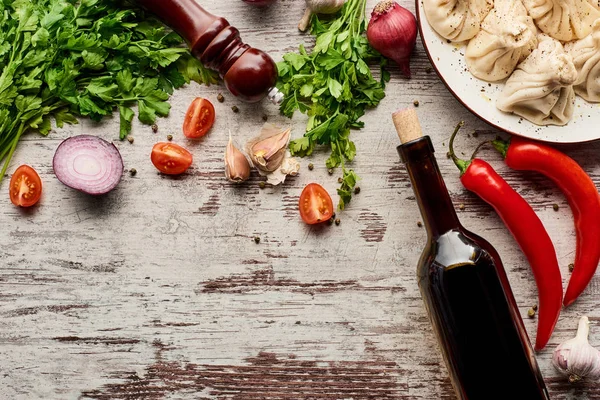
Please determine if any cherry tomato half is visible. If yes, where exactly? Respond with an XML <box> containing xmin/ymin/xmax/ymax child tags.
<box><xmin>183</xmin><ymin>97</ymin><xmax>215</xmax><ymax>139</ymax></box>
<box><xmin>151</xmin><ymin>142</ymin><xmax>193</xmax><ymax>175</ymax></box>
<box><xmin>9</xmin><ymin>165</ymin><xmax>42</xmax><ymax>207</ymax></box>
<box><xmin>299</xmin><ymin>183</ymin><xmax>334</xmax><ymax>225</ymax></box>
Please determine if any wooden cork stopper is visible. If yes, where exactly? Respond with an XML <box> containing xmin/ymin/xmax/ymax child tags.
<box><xmin>392</xmin><ymin>108</ymin><xmax>423</xmax><ymax>144</ymax></box>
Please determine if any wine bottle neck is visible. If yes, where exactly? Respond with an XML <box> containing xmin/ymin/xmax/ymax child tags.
<box><xmin>398</xmin><ymin>136</ymin><xmax>461</xmax><ymax>237</ymax></box>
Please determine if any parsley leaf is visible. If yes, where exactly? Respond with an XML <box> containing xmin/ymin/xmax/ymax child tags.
<box><xmin>118</xmin><ymin>105</ymin><xmax>134</xmax><ymax>139</ymax></box>
<box><xmin>0</xmin><ymin>0</ymin><xmax>219</xmax><ymax>182</ymax></box>
<box><xmin>337</xmin><ymin>169</ymin><xmax>359</xmax><ymax>210</ymax></box>
<box><xmin>278</xmin><ymin>0</ymin><xmax>389</xmax><ymax>209</ymax></box>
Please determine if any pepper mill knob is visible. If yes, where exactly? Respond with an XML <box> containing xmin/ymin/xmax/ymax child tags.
<box><xmin>222</xmin><ymin>48</ymin><xmax>278</xmax><ymax>103</ymax></box>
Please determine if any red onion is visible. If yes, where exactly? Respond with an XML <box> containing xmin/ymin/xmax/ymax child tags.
<box><xmin>242</xmin><ymin>0</ymin><xmax>277</xmax><ymax>6</ymax></box>
<box><xmin>367</xmin><ymin>0</ymin><xmax>417</xmax><ymax>77</ymax></box>
<box><xmin>53</xmin><ymin>135</ymin><xmax>124</xmax><ymax>195</ymax></box>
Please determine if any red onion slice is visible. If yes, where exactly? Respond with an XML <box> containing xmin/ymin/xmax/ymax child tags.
<box><xmin>53</xmin><ymin>135</ymin><xmax>124</xmax><ymax>195</ymax></box>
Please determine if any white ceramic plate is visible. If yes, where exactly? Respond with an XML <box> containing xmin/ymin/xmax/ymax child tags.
<box><xmin>415</xmin><ymin>0</ymin><xmax>600</xmax><ymax>143</ymax></box>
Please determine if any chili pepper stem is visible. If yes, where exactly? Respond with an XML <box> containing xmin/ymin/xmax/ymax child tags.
<box><xmin>470</xmin><ymin>140</ymin><xmax>492</xmax><ymax>160</ymax></box>
<box><xmin>448</xmin><ymin>121</ymin><xmax>470</xmax><ymax>175</ymax></box>
<box><xmin>491</xmin><ymin>137</ymin><xmax>510</xmax><ymax>159</ymax></box>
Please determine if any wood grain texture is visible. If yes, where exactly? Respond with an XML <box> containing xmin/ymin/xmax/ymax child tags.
<box><xmin>1</xmin><ymin>0</ymin><xmax>600</xmax><ymax>399</ymax></box>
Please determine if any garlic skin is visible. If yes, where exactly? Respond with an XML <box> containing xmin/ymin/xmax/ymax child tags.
<box><xmin>245</xmin><ymin>123</ymin><xmax>291</xmax><ymax>175</ymax></box>
<box><xmin>299</xmin><ymin>0</ymin><xmax>345</xmax><ymax>31</ymax></box>
<box><xmin>552</xmin><ymin>316</ymin><xmax>600</xmax><ymax>383</ymax></box>
<box><xmin>265</xmin><ymin>153</ymin><xmax>300</xmax><ymax>185</ymax></box>
<box><xmin>225</xmin><ymin>135</ymin><xmax>251</xmax><ymax>183</ymax></box>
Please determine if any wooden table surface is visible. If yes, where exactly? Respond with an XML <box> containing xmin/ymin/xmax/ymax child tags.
<box><xmin>1</xmin><ymin>0</ymin><xmax>600</xmax><ymax>399</ymax></box>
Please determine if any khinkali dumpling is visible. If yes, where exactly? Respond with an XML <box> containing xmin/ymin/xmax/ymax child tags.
<box><xmin>522</xmin><ymin>0</ymin><xmax>600</xmax><ymax>41</ymax></box>
<box><xmin>564</xmin><ymin>19</ymin><xmax>600</xmax><ymax>102</ymax></box>
<box><xmin>466</xmin><ymin>0</ymin><xmax>538</xmax><ymax>81</ymax></box>
<box><xmin>497</xmin><ymin>35</ymin><xmax>577</xmax><ymax>125</ymax></box>
<box><xmin>424</xmin><ymin>0</ymin><xmax>494</xmax><ymax>42</ymax></box>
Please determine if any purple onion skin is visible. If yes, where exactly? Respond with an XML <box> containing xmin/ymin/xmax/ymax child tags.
<box><xmin>242</xmin><ymin>0</ymin><xmax>277</xmax><ymax>6</ymax></box>
<box><xmin>367</xmin><ymin>0</ymin><xmax>417</xmax><ymax>78</ymax></box>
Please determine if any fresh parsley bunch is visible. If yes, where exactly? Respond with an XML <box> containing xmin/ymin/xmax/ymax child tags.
<box><xmin>277</xmin><ymin>0</ymin><xmax>389</xmax><ymax>209</ymax></box>
<box><xmin>0</xmin><ymin>0</ymin><xmax>217</xmax><ymax>181</ymax></box>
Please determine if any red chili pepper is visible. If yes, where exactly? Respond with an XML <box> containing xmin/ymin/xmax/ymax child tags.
<box><xmin>450</xmin><ymin>124</ymin><xmax>562</xmax><ymax>351</ymax></box>
<box><xmin>493</xmin><ymin>136</ymin><xmax>600</xmax><ymax>307</ymax></box>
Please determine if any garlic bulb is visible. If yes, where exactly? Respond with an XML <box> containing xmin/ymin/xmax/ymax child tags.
<box><xmin>245</xmin><ymin>123</ymin><xmax>291</xmax><ymax>175</ymax></box>
<box><xmin>298</xmin><ymin>0</ymin><xmax>345</xmax><ymax>31</ymax></box>
<box><xmin>225</xmin><ymin>135</ymin><xmax>251</xmax><ymax>183</ymax></box>
<box><xmin>552</xmin><ymin>316</ymin><xmax>600</xmax><ymax>383</ymax></box>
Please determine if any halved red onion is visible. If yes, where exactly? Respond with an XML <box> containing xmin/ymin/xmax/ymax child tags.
<box><xmin>53</xmin><ymin>135</ymin><xmax>124</xmax><ymax>195</ymax></box>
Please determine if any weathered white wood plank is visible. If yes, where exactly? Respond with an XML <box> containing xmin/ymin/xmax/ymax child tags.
<box><xmin>1</xmin><ymin>0</ymin><xmax>600</xmax><ymax>399</ymax></box>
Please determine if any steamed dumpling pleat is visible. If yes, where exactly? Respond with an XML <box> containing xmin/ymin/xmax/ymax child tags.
<box><xmin>523</xmin><ymin>0</ymin><xmax>600</xmax><ymax>41</ymax></box>
<box><xmin>424</xmin><ymin>0</ymin><xmax>494</xmax><ymax>42</ymax></box>
<box><xmin>466</xmin><ymin>0</ymin><xmax>538</xmax><ymax>81</ymax></box>
<box><xmin>565</xmin><ymin>19</ymin><xmax>600</xmax><ymax>102</ymax></box>
<box><xmin>497</xmin><ymin>35</ymin><xmax>577</xmax><ymax>125</ymax></box>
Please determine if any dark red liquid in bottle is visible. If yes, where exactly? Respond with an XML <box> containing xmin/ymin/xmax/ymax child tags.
<box><xmin>398</xmin><ymin>136</ymin><xmax>550</xmax><ymax>400</ymax></box>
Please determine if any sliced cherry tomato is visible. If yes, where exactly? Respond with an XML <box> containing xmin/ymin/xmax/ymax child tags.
<box><xmin>183</xmin><ymin>97</ymin><xmax>215</xmax><ymax>139</ymax></box>
<box><xmin>151</xmin><ymin>142</ymin><xmax>193</xmax><ymax>175</ymax></box>
<box><xmin>9</xmin><ymin>165</ymin><xmax>42</xmax><ymax>207</ymax></box>
<box><xmin>299</xmin><ymin>183</ymin><xmax>334</xmax><ymax>225</ymax></box>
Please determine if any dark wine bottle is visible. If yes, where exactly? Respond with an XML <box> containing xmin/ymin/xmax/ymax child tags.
<box><xmin>392</xmin><ymin>109</ymin><xmax>550</xmax><ymax>400</ymax></box>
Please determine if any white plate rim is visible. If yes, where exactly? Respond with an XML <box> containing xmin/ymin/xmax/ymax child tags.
<box><xmin>415</xmin><ymin>0</ymin><xmax>600</xmax><ymax>144</ymax></box>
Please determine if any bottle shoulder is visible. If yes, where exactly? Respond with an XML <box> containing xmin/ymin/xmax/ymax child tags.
<box><xmin>417</xmin><ymin>229</ymin><xmax>502</xmax><ymax>277</ymax></box>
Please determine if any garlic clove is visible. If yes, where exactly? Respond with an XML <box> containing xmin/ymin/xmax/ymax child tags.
<box><xmin>225</xmin><ymin>135</ymin><xmax>251</xmax><ymax>183</ymax></box>
<box><xmin>265</xmin><ymin>153</ymin><xmax>300</xmax><ymax>185</ymax></box>
<box><xmin>552</xmin><ymin>316</ymin><xmax>600</xmax><ymax>383</ymax></box>
<box><xmin>299</xmin><ymin>0</ymin><xmax>346</xmax><ymax>31</ymax></box>
<box><xmin>246</xmin><ymin>123</ymin><xmax>291</xmax><ymax>174</ymax></box>
<box><xmin>298</xmin><ymin>8</ymin><xmax>313</xmax><ymax>32</ymax></box>
<box><xmin>307</xmin><ymin>0</ymin><xmax>345</xmax><ymax>14</ymax></box>
<box><xmin>280</xmin><ymin>156</ymin><xmax>301</xmax><ymax>176</ymax></box>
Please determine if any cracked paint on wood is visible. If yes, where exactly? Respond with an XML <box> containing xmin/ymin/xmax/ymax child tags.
<box><xmin>1</xmin><ymin>0</ymin><xmax>600</xmax><ymax>399</ymax></box>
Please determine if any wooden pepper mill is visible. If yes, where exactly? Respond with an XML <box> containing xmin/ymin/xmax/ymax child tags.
<box><xmin>136</xmin><ymin>0</ymin><xmax>281</xmax><ymax>103</ymax></box>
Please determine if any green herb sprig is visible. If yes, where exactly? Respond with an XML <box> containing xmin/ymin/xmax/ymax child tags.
<box><xmin>276</xmin><ymin>0</ymin><xmax>389</xmax><ymax>209</ymax></box>
<box><xmin>0</xmin><ymin>0</ymin><xmax>217</xmax><ymax>181</ymax></box>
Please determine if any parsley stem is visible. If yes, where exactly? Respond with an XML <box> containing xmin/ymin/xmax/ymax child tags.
<box><xmin>335</xmin><ymin>139</ymin><xmax>346</xmax><ymax>172</ymax></box>
<box><xmin>305</xmin><ymin>111</ymin><xmax>339</xmax><ymax>138</ymax></box>
<box><xmin>0</xmin><ymin>113</ymin><xmax>24</xmax><ymax>154</ymax></box>
<box><xmin>112</xmin><ymin>97</ymin><xmax>143</xmax><ymax>102</ymax></box>
<box><xmin>0</xmin><ymin>123</ymin><xmax>25</xmax><ymax>183</ymax></box>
